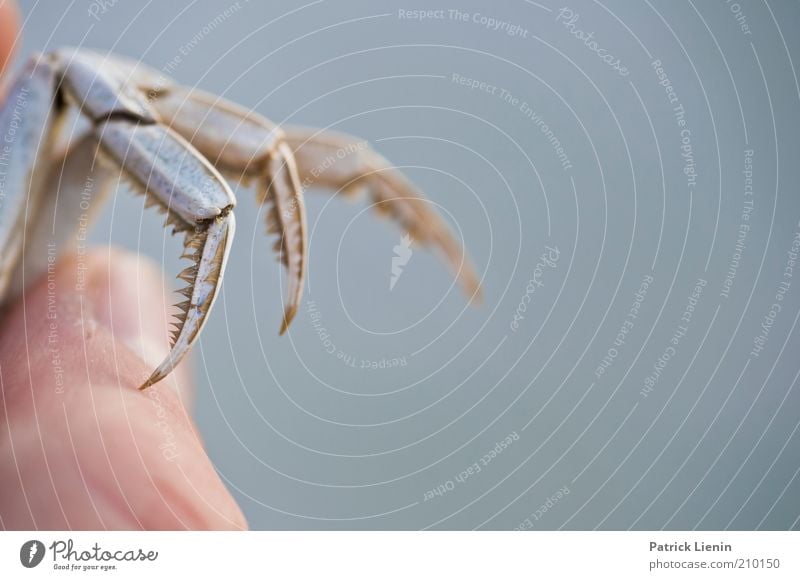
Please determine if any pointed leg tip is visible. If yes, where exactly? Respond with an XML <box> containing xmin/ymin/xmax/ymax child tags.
<box><xmin>469</xmin><ymin>287</ymin><xmax>484</xmax><ymax>306</ymax></box>
<box><xmin>459</xmin><ymin>269</ymin><xmax>483</xmax><ymax>306</ymax></box>
<box><xmin>279</xmin><ymin>305</ymin><xmax>298</xmax><ymax>335</ymax></box>
<box><xmin>139</xmin><ymin>370</ymin><xmax>165</xmax><ymax>390</ymax></box>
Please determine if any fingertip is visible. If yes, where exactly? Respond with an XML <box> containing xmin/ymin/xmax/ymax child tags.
<box><xmin>0</xmin><ymin>247</ymin><xmax>246</xmax><ymax>530</ymax></box>
<box><xmin>0</xmin><ymin>1</ymin><xmax>20</xmax><ymax>78</ymax></box>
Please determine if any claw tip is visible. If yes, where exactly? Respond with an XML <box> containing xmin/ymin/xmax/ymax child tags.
<box><xmin>139</xmin><ymin>371</ymin><xmax>162</xmax><ymax>390</ymax></box>
<box><xmin>469</xmin><ymin>285</ymin><xmax>484</xmax><ymax>306</ymax></box>
<box><xmin>279</xmin><ymin>305</ymin><xmax>298</xmax><ymax>335</ymax></box>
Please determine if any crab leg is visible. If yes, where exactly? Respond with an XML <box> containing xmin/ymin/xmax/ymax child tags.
<box><xmin>48</xmin><ymin>50</ymin><xmax>238</xmax><ymax>388</ymax></box>
<box><xmin>149</xmin><ymin>87</ymin><xmax>307</xmax><ymax>333</ymax></box>
<box><xmin>139</xmin><ymin>212</ymin><xmax>234</xmax><ymax>389</ymax></box>
<box><xmin>93</xmin><ymin>120</ymin><xmax>236</xmax><ymax>389</ymax></box>
<box><xmin>100</xmin><ymin>49</ymin><xmax>481</xmax><ymax>312</ymax></box>
<box><xmin>148</xmin><ymin>87</ymin><xmax>481</xmax><ymax>325</ymax></box>
<box><xmin>283</xmin><ymin>127</ymin><xmax>482</xmax><ymax>302</ymax></box>
<box><xmin>6</xmin><ymin>134</ymin><xmax>117</xmax><ymax>299</ymax></box>
<box><xmin>0</xmin><ymin>55</ymin><xmax>62</xmax><ymax>302</ymax></box>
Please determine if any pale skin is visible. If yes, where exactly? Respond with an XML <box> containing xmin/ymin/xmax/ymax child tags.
<box><xmin>0</xmin><ymin>1</ymin><xmax>247</xmax><ymax>530</ymax></box>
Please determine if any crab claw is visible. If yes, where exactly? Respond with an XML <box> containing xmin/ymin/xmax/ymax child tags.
<box><xmin>91</xmin><ymin>118</ymin><xmax>238</xmax><ymax>389</ymax></box>
<box><xmin>140</xmin><ymin>211</ymin><xmax>235</xmax><ymax>389</ymax></box>
<box><xmin>144</xmin><ymin>87</ymin><xmax>308</xmax><ymax>336</ymax></box>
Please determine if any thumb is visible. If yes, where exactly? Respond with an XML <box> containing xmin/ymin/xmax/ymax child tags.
<box><xmin>0</xmin><ymin>248</ymin><xmax>247</xmax><ymax>530</ymax></box>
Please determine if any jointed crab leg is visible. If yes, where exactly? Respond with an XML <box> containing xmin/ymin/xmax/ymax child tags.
<box><xmin>0</xmin><ymin>56</ymin><xmax>61</xmax><ymax>300</ymax></box>
<box><xmin>104</xmin><ymin>49</ymin><xmax>481</xmax><ymax>311</ymax></box>
<box><xmin>149</xmin><ymin>87</ymin><xmax>307</xmax><ymax>332</ymax></box>
<box><xmin>91</xmin><ymin>119</ymin><xmax>237</xmax><ymax>388</ymax></box>
<box><xmin>149</xmin><ymin>87</ymin><xmax>481</xmax><ymax>315</ymax></box>
<box><xmin>283</xmin><ymin>127</ymin><xmax>482</xmax><ymax>302</ymax></box>
<box><xmin>8</xmin><ymin>134</ymin><xmax>116</xmax><ymax>299</ymax></box>
<box><xmin>0</xmin><ymin>47</ymin><xmax>482</xmax><ymax>389</ymax></box>
<box><xmin>0</xmin><ymin>50</ymin><xmax>238</xmax><ymax>388</ymax></box>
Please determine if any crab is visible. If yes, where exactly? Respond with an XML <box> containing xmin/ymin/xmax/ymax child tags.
<box><xmin>0</xmin><ymin>48</ymin><xmax>481</xmax><ymax>389</ymax></box>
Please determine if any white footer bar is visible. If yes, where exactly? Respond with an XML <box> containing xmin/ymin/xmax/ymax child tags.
<box><xmin>1</xmin><ymin>531</ymin><xmax>797</xmax><ymax>578</ymax></box>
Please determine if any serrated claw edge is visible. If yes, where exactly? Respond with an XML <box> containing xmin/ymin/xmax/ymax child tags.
<box><xmin>263</xmin><ymin>142</ymin><xmax>307</xmax><ymax>335</ymax></box>
<box><xmin>139</xmin><ymin>212</ymin><xmax>235</xmax><ymax>389</ymax></box>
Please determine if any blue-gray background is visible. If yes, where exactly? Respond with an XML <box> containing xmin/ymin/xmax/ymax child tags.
<box><xmin>14</xmin><ymin>0</ymin><xmax>800</xmax><ymax>529</ymax></box>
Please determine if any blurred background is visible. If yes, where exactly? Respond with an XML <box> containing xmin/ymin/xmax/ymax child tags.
<box><xmin>12</xmin><ymin>0</ymin><xmax>800</xmax><ymax>529</ymax></box>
